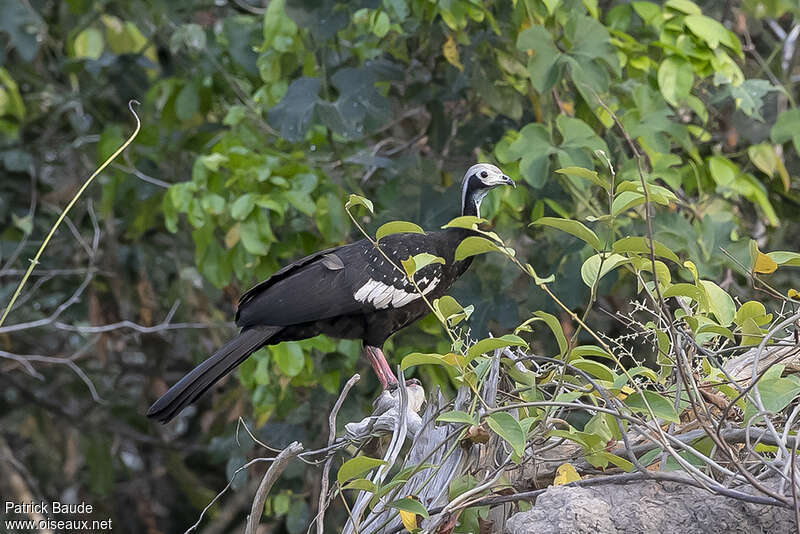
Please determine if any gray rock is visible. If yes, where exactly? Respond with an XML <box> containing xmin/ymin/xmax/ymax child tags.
<box><xmin>505</xmin><ymin>480</ymin><xmax>795</xmax><ymax>534</ymax></box>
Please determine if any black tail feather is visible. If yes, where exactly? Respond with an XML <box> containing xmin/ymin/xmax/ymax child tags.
<box><xmin>147</xmin><ymin>326</ymin><xmax>280</xmax><ymax>423</ymax></box>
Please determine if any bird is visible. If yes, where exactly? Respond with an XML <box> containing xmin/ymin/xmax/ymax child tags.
<box><xmin>147</xmin><ymin>163</ymin><xmax>514</xmax><ymax>423</ymax></box>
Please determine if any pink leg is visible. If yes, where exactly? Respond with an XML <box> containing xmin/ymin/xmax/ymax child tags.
<box><xmin>364</xmin><ymin>345</ymin><xmax>398</xmax><ymax>389</ymax></box>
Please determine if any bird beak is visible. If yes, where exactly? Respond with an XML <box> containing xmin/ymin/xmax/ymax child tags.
<box><xmin>502</xmin><ymin>174</ymin><xmax>515</xmax><ymax>188</ymax></box>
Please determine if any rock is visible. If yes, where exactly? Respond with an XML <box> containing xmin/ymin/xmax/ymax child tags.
<box><xmin>505</xmin><ymin>479</ymin><xmax>795</xmax><ymax>534</ymax></box>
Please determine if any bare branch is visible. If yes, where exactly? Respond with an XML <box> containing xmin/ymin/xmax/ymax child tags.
<box><xmin>245</xmin><ymin>441</ymin><xmax>304</xmax><ymax>534</ymax></box>
<box><xmin>316</xmin><ymin>374</ymin><xmax>360</xmax><ymax>534</ymax></box>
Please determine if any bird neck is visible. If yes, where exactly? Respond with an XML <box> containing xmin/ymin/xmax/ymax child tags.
<box><xmin>461</xmin><ymin>177</ymin><xmax>487</xmax><ymax>217</ymax></box>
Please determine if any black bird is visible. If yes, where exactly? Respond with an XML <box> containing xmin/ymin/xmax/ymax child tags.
<box><xmin>147</xmin><ymin>164</ymin><xmax>514</xmax><ymax>423</ymax></box>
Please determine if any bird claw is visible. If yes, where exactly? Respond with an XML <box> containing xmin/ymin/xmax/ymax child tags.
<box><xmin>345</xmin><ymin>380</ymin><xmax>427</xmax><ymax>440</ymax></box>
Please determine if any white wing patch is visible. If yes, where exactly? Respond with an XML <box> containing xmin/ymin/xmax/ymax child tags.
<box><xmin>353</xmin><ymin>277</ymin><xmax>440</xmax><ymax>309</ymax></box>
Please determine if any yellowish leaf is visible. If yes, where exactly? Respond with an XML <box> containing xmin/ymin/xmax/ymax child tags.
<box><xmin>225</xmin><ymin>223</ymin><xmax>240</xmax><ymax>249</ymax></box>
<box><xmin>789</xmin><ymin>289</ymin><xmax>800</xmax><ymax>300</ymax></box>
<box><xmin>776</xmin><ymin>156</ymin><xmax>790</xmax><ymax>192</ymax></box>
<box><xmin>683</xmin><ymin>260</ymin><xmax>698</xmax><ymax>281</ymax></box>
<box><xmin>616</xmin><ymin>385</ymin><xmax>635</xmax><ymax>400</ymax></box>
<box><xmin>553</xmin><ymin>463</ymin><xmax>581</xmax><ymax>485</ymax></box>
<box><xmin>399</xmin><ymin>509</ymin><xmax>418</xmax><ymax>532</ymax></box>
<box><xmin>442</xmin><ymin>35</ymin><xmax>463</xmax><ymax>71</ymax></box>
<box><xmin>754</xmin><ymin>249</ymin><xmax>778</xmax><ymax>274</ymax></box>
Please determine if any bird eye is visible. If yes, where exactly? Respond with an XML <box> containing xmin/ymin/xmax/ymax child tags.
<box><xmin>480</xmin><ymin>171</ymin><xmax>488</xmax><ymax>178</ymax></box>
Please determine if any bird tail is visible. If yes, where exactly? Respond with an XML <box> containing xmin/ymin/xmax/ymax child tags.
<box><xmin>146</xmin><ymin>326</ymin><xmax>280</xmax><ymax>423</ymax></box>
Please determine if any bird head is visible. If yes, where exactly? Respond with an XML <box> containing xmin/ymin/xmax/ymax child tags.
<box><xmin>460</xmin><ymin>163</ymin><xmax>514</xmax><ymax>217</ymax></box>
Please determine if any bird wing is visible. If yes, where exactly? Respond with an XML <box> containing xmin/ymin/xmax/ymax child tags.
<box><xmin>235</xmin><ymin>242</ymin><xmax>372</xmax><ymax>328</ymax></box>
<box><xmin>237</xmin><ymin>245</ymin><xmax>340</xmax><ymax>311</ymax></box>
<box><xmin>234</xmin><ymin>232</ymin><xmax>454</xmax><ymax>329</ymax></box>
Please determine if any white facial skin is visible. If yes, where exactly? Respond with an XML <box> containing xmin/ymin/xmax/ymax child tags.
<box><xmin>465</xmin><ymin>163</ymin><xmax>512</xmax><ymax>187</ymax></box>
<box><xmin>461</xmin><ymin>163</ymin><xmax>514</xmax><ymax>216</ymax></box>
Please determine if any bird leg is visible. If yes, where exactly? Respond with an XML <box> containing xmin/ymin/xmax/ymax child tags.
<box><xmin>364</xmin><ymin>345</ymin><xmax>398</xmax><ymax>389</ymax></box>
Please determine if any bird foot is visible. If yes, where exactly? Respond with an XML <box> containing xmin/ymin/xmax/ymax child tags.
<box><xmin>364</xmin><ymin>345</ymin><xmax>399</xmax><ymax>390</ymax></box>
<box><xmin>345</xmin><ymin>380</ymin><xmax>426</xmax><ymax>440</ymax></box>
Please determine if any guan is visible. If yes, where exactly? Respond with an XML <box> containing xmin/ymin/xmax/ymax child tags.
<box><xmin>147</xmin><ymin>163</ymin><xmax>513</xmax><ymax>423</ymax></box>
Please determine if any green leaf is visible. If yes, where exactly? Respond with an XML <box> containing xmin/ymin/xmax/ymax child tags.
<box><xmin>201</xmin><ymin>194</ymin><xmax>225</xmax><ymax>215</ymax></box>
<box><xmin>467</xmin><ymin>334</ymin><xmax>527</xmax><ymax>360</ymax></box>
<box><xmin>0</xmin><ymin>68</ymin><xmax>25</xmax><ymax>120</ymax></box>
<box><xmin>401</xmin><ymin>352</ymin><xmax>462</xmax><ymax>370</ymax></box>
<box><xmin>569</xmin><ymin>345</ymin><xmax>614</xmax><ymax>361</ymax></box>
<box><xmin>170</xmin><ymin>23</ymin><xmax>207</xmax><ymax>53</ymax></box>
<box><xmin>73</xmin><ymin>28</ymin><xmax>104</xmax><ymax>60</ymax></box>
<box><xmin>555</xmin><ymin>166</ymin><xmax>609</xmax><ymax>191</ymax></box>
<box><xmin>401</xmin><ymin>252</ymin><xmax>445</xmax><ymax>279</ymax></box>
<box><xmin>337</xmin><ymin>456</ymin><xmax>387</xmax><ymax>485</ymax></box>
<box><xmin>699</xmin><ymin>280</ymin><xmax>735</xmax><ymax>326</ymax></box>
<box><xmin>316</xmin><ymin>67</ymin><xmax>391</xmax><ymax>140</ymax></box>
<box><xmin>757</xmin><ymin>378</ymin><xmax>800</xmax><ymax>414</ymax></box>
<box><xmin>730</xmin><ymin>80</ymin><xmax>780</xmax><ymax>120</ymax></box>
<box><xmin>624</xmin><ymin>390</ymin><xmax>680</xmax><ymax>423</ymax></box>
<box><xmin>621</xmin><ymin>366</ymin><xmax>660</xmax><ymax>384</ymax></box>
<box><xmin>748</xmin><ymin>143</ymin><xmax>778</xmax><ymax>178</ymax></box>
<box><xmin>768</xmin><ymin>251</ymin><xmax>800</xmax><ymax>266</ymax></box>
<box><xmin>739</xmin><ymin>173</ymin><xmax>779</xmax><ymax>226</ymax></box>
<box><xmin>200</xmin><ymin>153</ymin><xmax>227</xmax><ymax>171</ymax></box>
<box><xmin>486</xmin><ymin>412</ymin><xmax>527</xmax><ymax>457</ymax></box>
<box><xmin>580</xmin><ymin>253</ymin><xmax>629</xmax><ymax>288</ymax></box>
<box><xmin>587</xmin><ymin>451</ymin><xmax>634</xmax><ymax>472</ymax></box>
<box><xmin>176</xmin><ymin>83</ymin><xmax>199</xmax><ymax>121</ymax></box>
<box><xmin>633</xmin><ymin>1</ymin><xmax>661</xmax><ymax>24</ymax></box>
<box><xmin>612</xmin><ymin>236</ymin><xmax>680</xmax><ymax>264</ymax></box>
<box><xmin>664</xmin><ymin>0</ymin><xmax>701</xmax><ymax>14</ymax></box>
<box><xmin>253</xmin><ymin>350</ymin><xmax>270</xmax><ymax>385</ymax></box>
<box><xmin>263</xmin><ymin>0</ymin><xmax>297</xmax><ymax>48</ymax></box>
<box><xmin>433</xmin><ymin>295</ymin><xmax>472</xmax><ymax>326</ymax></box>
<box><xmin>11</xmin><ymin>213</ymin><xmax>32</xmax><ymax>234</ymax></box>
<box><xmin>662</xmin><ymin>283</ymin><xmax>706</xmax><ymax>305</ymax></box>
<box><xmin>517</xmin><ymin>26</ymin><xmax>562</xmax><ymax>93</ymax></box>
<box><xmin>239</xmin><ymin>219</ymin><xmax>268</xmax><ymax>255</ymax></box>
<box><xmin>436</xmin><ymin>410</ymin><xmax>476</xmax><ymax>424</ymax></box>
<box><xmin>272</xmin><ymin>341</ymin><xmax>304</xmax><ymax>377</ymax></box>
<box><xmin>340</xmin><ymin>478</ymin><xmax>377</xmax><ymax>492</ymax></box>
<box><xmin>231</xmin><ymin>194</ymin><xmax>256</xmax><ymax>221</ymax></box>
<box><xmin>505</xmin><ymin>123</ymin><xmax>554</xmax><ymax>188</ymax></box>
<box><xmin>387</xmin><ymin>497</ymin><xmax>429</xmax><ymax>519</ymax></box>
<box><xmin>268</xmin><ymin>77</ymin><xmax>321</xmax><ymax>142</ymax></box>
<box><xmin>256</xmin><ymin>195</ymin><xmax>285</xmax><ymax>215</ymax></box>
<box><xmin>684</xmin><ymin>14</ymin><xmax>737</xmax><ymax>51</ymax></box>
<box><xmin>739</xmin><ymin>317</ymin><xmax>762</xmax><ymax>346</ymax></box>
<box><xmin>696</xmin><ymin>323</ymin><xmax>734</xmax><ymax>341</ymax></box>
<box><xmin>570</xmin><ymin>359</ymin><xmax>616</xmax><ymax>382</ymax></box>
<box><xmin>531</xmin><ymin>311</ymin><xmax>568</xmax><ymax>357</ymax></box>
<box><xmin>345</xmin><ymin>194</ymin><xmax>374</xmax><ymax>214</ymax></box>
<box><xmin>771</xmin><ymin>108</ymin><xmax>800</xmax><ymax>154</ymax></box>
<box><xmin>733</xmin><ymin>301</ymin><xmax>770</xmax><ymax>327</ymax></box>
<box><xmin>436</xmin><ymin>296</ymin><xmax>462</xmax><ymax>319</ymax></box>
<box><xmin>524</xmin><ymin>263</ymin><xmax>555</xmax><ymax>285</ymax></box>
<box><xmin>657</xmin><ymin>56</ymin><xmax>693</xmax><ymax>107</ymax></box>
<box><xmin>0</xmin><ymin>1</ymin><xmax>44</xmax><ymax>62</ymax></box>
<box><xmin>441</xmin><ymin>215</ymin><xmax>489</xmax><ymax>229</ymax></box>
<box><xmin>454</xmin><ymin>236</ymin><xmax>502</xmax><ymax>261</ymax></box>
<box><xmin>532</xmin><ymin>217</ymin><xmax>603</xmax><ymax>251</ymax></box>
<box><xmin>285</xmin><ymin>190</ymin><xmax>316</xmax><ymax>216</ymax></box>
<box><xmin>611</xmin><ymin>190</ymin><xmax>645</xmax><ymax>216</ymax></box>
<box><xmin>708</xmin><ymin>155</ymin><xmax>738</xmax><ymax>187</ymax></box>
<box><xmin>376</xmin><ymin>221</ymin><xmax>425</xmax><ymax>240</ymax></box>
